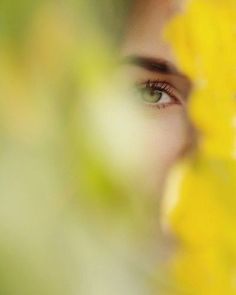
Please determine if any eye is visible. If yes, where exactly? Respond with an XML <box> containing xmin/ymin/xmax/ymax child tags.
<box><xmin>140</xmin><ymin>87</ymin><xmax>171</xmax><ymax>104</ymax></box>
<box><xmin>136</xmin><ymin>80</ymin><xmax>181</xmax><ymax>109</ymax></box>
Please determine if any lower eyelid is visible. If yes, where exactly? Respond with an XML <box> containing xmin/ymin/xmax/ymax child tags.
<box><xmin>143</xmin><ymin>100</ymin><xmax>182</xmax><ymax>110</ymax></box>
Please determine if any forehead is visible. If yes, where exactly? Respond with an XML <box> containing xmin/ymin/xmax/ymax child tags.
<box><xmin>130</xmin><ymin>0</ymin><xmax>178</xmax><ymax>21</ymax></box>
<box><xmin>122</xmin><ymin>0</ymin><xmax>180</xmax><ymax>62</ymax></box>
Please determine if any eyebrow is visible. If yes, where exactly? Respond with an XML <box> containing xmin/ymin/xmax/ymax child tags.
<box><xmin>122</xmin><ymin>55</ymin><xmax>184</xmax><ymax>77</ymax></box>
<box><xmin>122</xmin><ymin>55</ymin><xmax>192</xmax><ymax>99</ymax></box>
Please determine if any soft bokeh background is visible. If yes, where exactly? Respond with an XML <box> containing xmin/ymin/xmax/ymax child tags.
<box><xmin>0</xmin><ymin>0</ymin><xmax>169</xmax><ymax>294</ymax></box>
<box><xmin>1</xmin><ymin>0</ymin><xmax>236</xmax><ymax>294</ymax></box>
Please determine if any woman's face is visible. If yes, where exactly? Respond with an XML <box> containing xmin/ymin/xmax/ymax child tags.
<box><xmin>119</xmin><ymin>0</ymin><xmax>193</xmax><ymax>197</ymax></box>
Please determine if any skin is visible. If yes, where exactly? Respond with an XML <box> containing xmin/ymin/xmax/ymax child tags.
<box><xmin>118</xmin><ymin>0</ymin><xmax>193</xmax><ymax>197</ymax></box>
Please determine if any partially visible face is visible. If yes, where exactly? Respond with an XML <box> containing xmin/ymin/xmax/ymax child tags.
<box><xmin>119</xmin><ymin>0</ymin><xmax>193</xmax><ymax>197</ymax></box>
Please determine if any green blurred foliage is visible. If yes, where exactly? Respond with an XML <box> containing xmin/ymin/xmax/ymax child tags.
<box><xmin>0</xmin><ymin>1</ymin><xmax>163</xmax><ymax>295</ymax></box>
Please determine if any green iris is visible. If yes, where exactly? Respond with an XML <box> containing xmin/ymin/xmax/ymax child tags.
<box><xmin>140</xmin><ymin>88</ymin><xmax>163</xmax><ymax>104</ymax></box>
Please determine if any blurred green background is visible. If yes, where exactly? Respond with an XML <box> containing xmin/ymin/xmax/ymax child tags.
<box><xmin>0</xmin><ymin>1</ymin><xmax>169</xmax><ymax>294</ymax></box>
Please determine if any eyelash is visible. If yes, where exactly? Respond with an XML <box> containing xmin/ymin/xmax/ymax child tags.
<box><xmin>137</xmin><ymin>80</ymin><xmax>182</xmax><ymax>109</ymax></box>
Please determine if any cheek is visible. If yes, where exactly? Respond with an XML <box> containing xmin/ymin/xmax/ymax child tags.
<box><xmin>88</xmin><ymin>95</ymin><xmax>191</xmax><ymax>198</ymax></box>
<box><xmin>141</xmin><ymin>108</ymin><xmax>190</xmax><ymax>195</ymax></box>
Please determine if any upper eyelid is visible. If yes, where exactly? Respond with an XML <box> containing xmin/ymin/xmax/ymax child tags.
<box><xmin>137</xmin><ymin>79</ymin><xmax>178</xmax><ymax>91</ymax></box>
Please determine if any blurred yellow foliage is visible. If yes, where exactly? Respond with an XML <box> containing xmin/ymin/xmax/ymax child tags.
<box><xmin>164</xmin><ymin>0</ymin><xmax>236</xmax><ymax>294</ymax></box>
